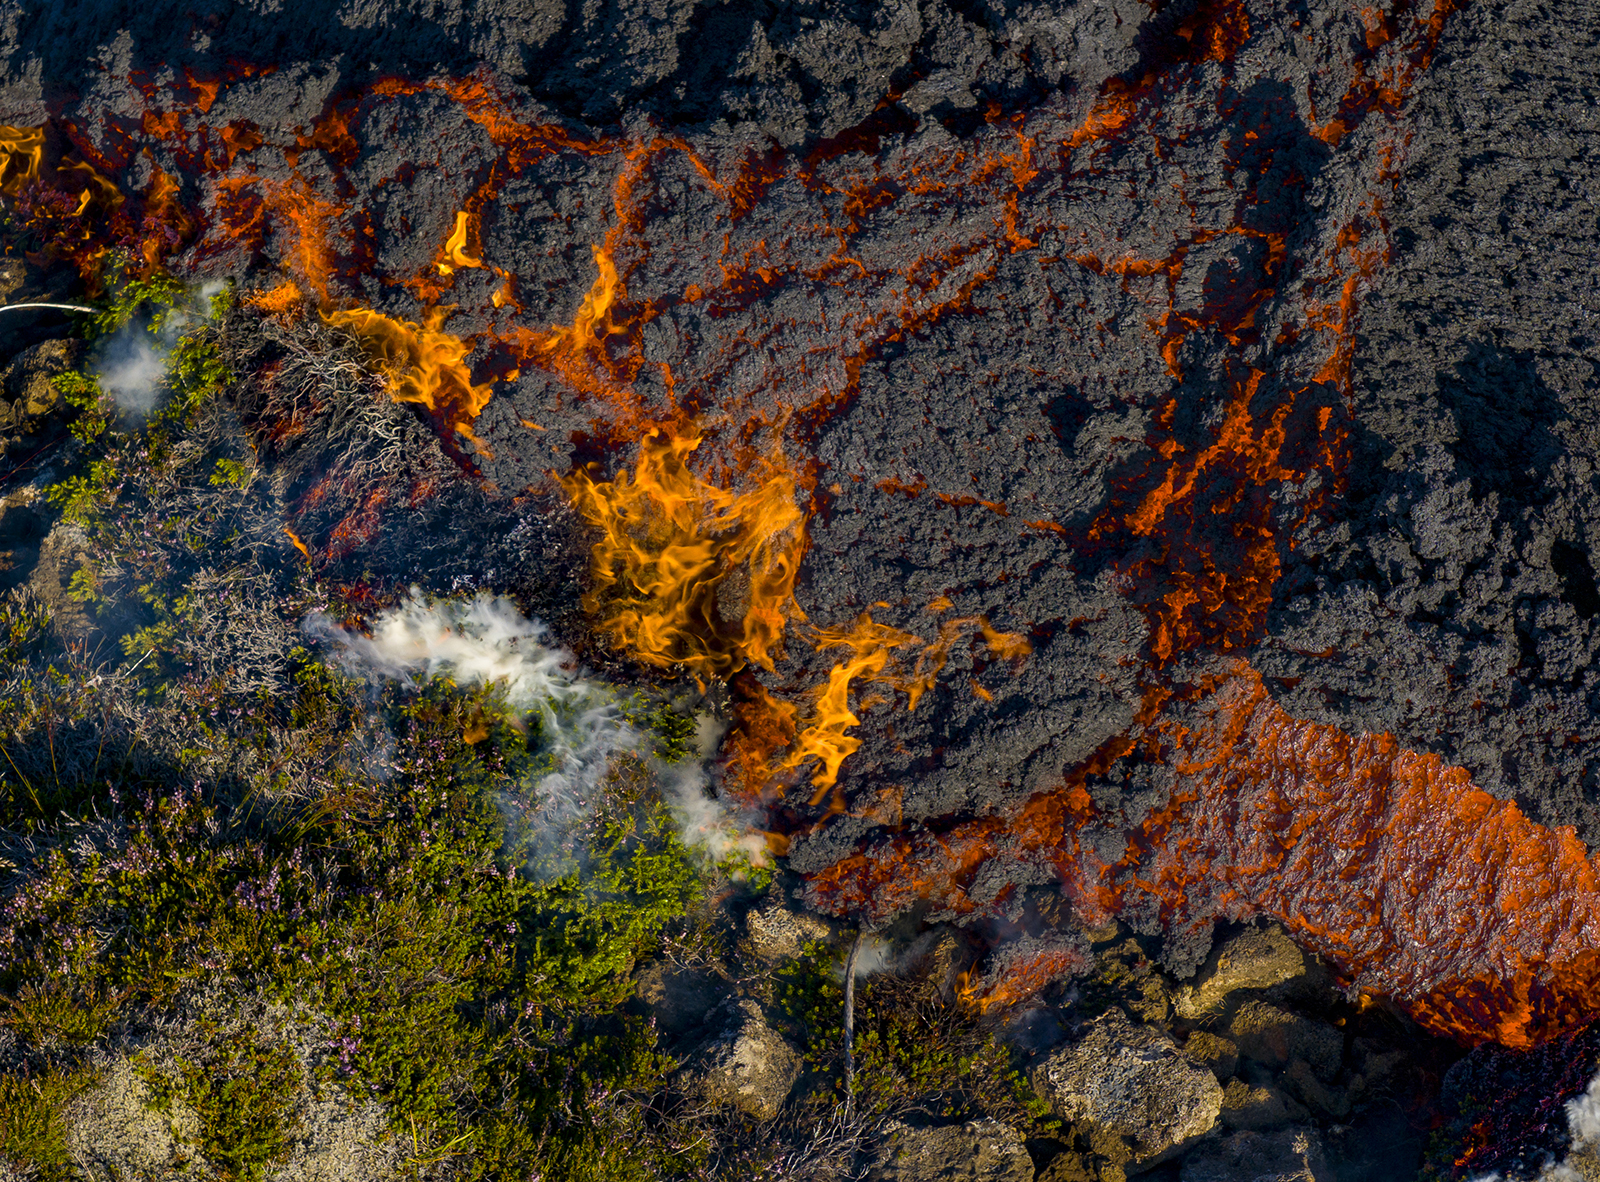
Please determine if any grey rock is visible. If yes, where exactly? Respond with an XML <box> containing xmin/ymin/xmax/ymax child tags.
<box><xmin>1219</xmin><ymin>1078</ymin><xmax>1310</xmax><ymax>1132</ymax></box>
<box><xmin>1032</xmin><ymin>1009</ymin><xmax>1221</xmax><ymax>1165</ymax></box>
<box><xmin>1227</xmin><ymin>1003</ymin><xmax>1342</xmax><ymax>1079</ymax></box>
<box><xmin>745</xmin><ymin>895</ymin><xmax>837</xmax><ymax>963</ymax></box>
<box><xmin>1174</xmin><ymin>926</ymin><xmax>1308</xmax><ymax>1019</ymax></box>
<box><xmin>698</xmin><ymin>1000</ymin><xmax>801</xmax><ymax>1122</ymax></box>
<box><xmin>868</xmin><ymin>1118</ymin><xmax>1033</xmax><ymax>1182</ymax></box>
<box><xmin>1181</xmin><ymin>1128</ymin><xmax>1330</xmax><ymax>1182</ymax></box>
<box><xmin>1183</xmin><ymin>1032</ymin><xmax>1239</xmax><ymax>1081</ymax></box>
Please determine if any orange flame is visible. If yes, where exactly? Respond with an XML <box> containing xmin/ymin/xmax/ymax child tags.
<box><xmin>954</xmin><ymin>946</ymin><xmax>1089</xmax><ymax>1014</ymax></box>
<box><xmin>323</xmin><ymin>306</ymin><xmax>494</xmax><ymax>433</ymax></box>
<box><xmin>771</xmin><ymin>610</ymin><xmax>1035</xmax><ymax>795</ymax></box>
<box><xmin>0</xmin><ymin>125</ymin><xmax>43</xmax><ymax>196</ymax></box>
<box><xmin>561</xmin><ymin>429</ymin><xmax>806</xmax><ymax>682</ymax></box>
<box><xmin>782</xmin><ymin>615</ymin><xmax>922</xmax><ymax>796</ymax></box>
<box><xmin>247</xmin><ymin>280</ymin><xmax>305</xmax><ymax>320</ymax></box>
<box><xmin>437</xmin><ymin>210</ymin><xmax>482</xmax><ymax>275</ymax></box>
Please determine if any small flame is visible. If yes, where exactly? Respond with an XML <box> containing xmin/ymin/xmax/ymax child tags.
<box><xmin>437</xmin><ymin>210</ymin><xmax>482</xmax><ymax>275</ymax></box>
<box><xmin>561</xmin><ymin>429</ymin><xmax>806</xmax><ymax>682</ymax></box>
<box><xmin>772</xmin><ymin>610</ymin><xmax>1035</xmax><ymax>795</ymax></box>
<box><xmin>247</xmin><ymin>280</ymin><xmax>305</xmax><ymax>319</ymax></box>
<box><xmin>284</xmin><ymin>527</ymin><xmax>312</xmax><ymax>559</ymax></box>
<box><xmin>954</xmin><ymin>946</ymin><xmax>1090</xmax><ymax>1014</ymax></box>
<box><xmin>0</xmin><ymin>125</ymin><xmax>43</xmax><ymax>196</ymax></box>
<box><xmin>323</xmin><ymin>306</ymin><xmax>494</xmax><ymax>434</ymax></box>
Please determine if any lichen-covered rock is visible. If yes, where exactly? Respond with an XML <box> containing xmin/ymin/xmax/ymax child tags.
<box><xmin>2</xmin><ymin>338</ymin><xmax>78</xmax><ymax>419</ymax></box>
<box><xmin>868</xmin><ymin>1118</ymin><xmax>1033</xmax><ymax>1182</ymax></box>
<box><xmin>1180</xmin><ymin>1129</ymin><xmax>1330</xmax><ymax>1182</ymax></box>
<box><xmin>698</xmin><ymin>1000</ymin><xmax>801</xmax><ymax>1121</ymax></box>
<box><xmin>1183</xmin><ymin>1031</ymin><xmax>1239</xmax><ymax>1080</ymax></box>
<box><xmin>1032</xmin><ymin>1009</ymin><xmax>1222</xmax><ymax>1165</ymax></box>
<box><xmin>1227</xmin><ymin>1002</ymin><xmax>1342</xmax><ymax>1078</ymax></box>
<box><xmin>745</xmin><ymin>895</ymin><xmax>837</xmax><ymax>962</ymax></box>
<box><xmin>1173</xmin><ymin>926</ymin><xmax>1308</xmax><ymax>1019</ymax></box>
<box><xmin>63</xmin><ymin>992</ymin><xmax>405</xmax><ymax>1182</ymax></box>
<box><xmin>1219</xmin><ymin>1078</ymin><xmax>1310</xmax><ymax>1132</ymax></box>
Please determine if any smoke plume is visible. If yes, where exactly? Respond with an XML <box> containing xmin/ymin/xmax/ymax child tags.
<box><xmin>303</xmin><ymin>591</ymin><xmax>765</xmax><ymax>868</ymax></box>
<box><xmin>95</xmin><ymin>279</ymin><xmax>226</xmax><ymax>415</ymax></box>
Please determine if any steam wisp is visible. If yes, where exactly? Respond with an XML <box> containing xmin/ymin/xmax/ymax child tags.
<box><xmin>96</xmin><ymin>280</ymin><xmax>225</xmax><ymax>415</ymax></box>
<box><xmin>303</xmin><ymin>591</ymin><xmax>766</xmax><ymax>867</ymax></box>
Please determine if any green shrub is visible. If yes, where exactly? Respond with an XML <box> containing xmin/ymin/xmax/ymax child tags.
<box><xmin>0</xmin><ymin>1064</ymin><xmax>99</xmax><ymax>1181</ymax></box>
<box><xmin>777</xmin><ymin>943</ymin><xmax>1048</xmax><ymax>1129</ymax></box>
<box><xmin>137</xmin><ymin>1022</ymin><xmax>303</xmax><ymax>1182</ymax></box>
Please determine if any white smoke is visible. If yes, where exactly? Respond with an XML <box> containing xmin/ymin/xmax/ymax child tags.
<box><xmin>95</xmin><ymin>279</ymin><xmax>227</xmax><ymax>415</ymax></box>
<box><xmin>97</xmin><ymin>333</ymin><xmax>167</xmax><ymax>414</ymax></box>
<box><xmin>1567</xmin><ymin>1071</ymin><xmax>1600</xmax><ymax>1145</ymax></box>
<box><xmin>1468</xmin><ymin>1066</ymin><xmax>1600</xmax><ymax>1182</ymax></box>
<box><xmin>303</xmin><ymin>590</ymin><xmax>766</xmax><ymax>869</ymax></box>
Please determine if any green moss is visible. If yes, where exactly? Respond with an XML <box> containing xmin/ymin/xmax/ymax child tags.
<box><xmin>777</xmin><ymin>942</ymin><xmax>1048</xmax><ymax>1129</ymax></box>
<box><xmin>620</xmin><ymin>695</ymin><xmax>701</xmax><ymax>763</ymax></box>
<box><xmin>90</xmin><ymin>272</ymin><xmax>186</xmax><ymax>337</ymax></box>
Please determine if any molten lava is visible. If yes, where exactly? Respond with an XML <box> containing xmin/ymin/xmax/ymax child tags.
<box><xmin>19</xmin><ymin>0</ymin><xmax>1592</xmax><ymax>1052</ymax></box>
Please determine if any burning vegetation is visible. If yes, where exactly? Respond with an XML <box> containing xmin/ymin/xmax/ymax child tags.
<box><xmin>2</xmin><ymin>0</ymin><xmax>1600</xmax><ymax>1175</ymax></box>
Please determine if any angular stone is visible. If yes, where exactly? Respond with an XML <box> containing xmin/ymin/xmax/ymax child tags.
<box><xmin>3</xmin><ymin>339</ymin><xmax>80</xmax><ymax>421</ymax></box>
<box><xmin>1219</xmin><ymin>1078</ymin><xmax>1310</xmax><ymax>1132</ymax></box>
<box><xmin>1282</xmin><ymin>1058</ymin><xmax>1352</xmax><ymax>1120</ymax></box>
<box><xmin>635</xmin><ymin>961</ymin><xmax>723</xmax><ymax>1042</ymax></box>
<box><xmin>868</xmin><ymin>1118</ymin><xmax>1033</xmax><ymax>1182</ymax></box>
<box><xmin>745</xmin><ymin>895</ymin><xmax>836</xmax><ymax>962</ymax></box>
<box><xmin>1032</xmin><ymin>1009</ymin><xmax>1222</xmax><ymax>1165</ymax></box>
<box><xmin>699</xmin><ymin>1000</ymin><xmax>801</xmax><ymax>1121</ymax></box>
<box><xmin>1173</xmin><ymin>925</ymin><xmax>1308</xmax><ymax>1019</ymax></box>
<box><xmin>1180</xmin><ymin>1128</ymin><xmax>1331</xmax><ymax>1182</ymax></box>
<box><xmin>1183</xmin><ymin>1031</ymin><xmax>1239</xmax><ymax>1080</ymax></box>
<box><xmin>1227</xmin><ymin>1002</ymin><xmax>1342</xmax><ymax>1078</ymax></box>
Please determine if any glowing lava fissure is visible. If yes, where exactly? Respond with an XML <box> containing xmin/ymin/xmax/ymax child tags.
<box><xmin>19</xmin><ymin>0</ymin><xmax>1600</xmax><ymax>1049</ymax></box>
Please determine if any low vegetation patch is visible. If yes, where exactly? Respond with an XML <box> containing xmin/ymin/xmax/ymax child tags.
<box><xmin>0</xmin><ymin>265</ymin><xmax>767</xmax><ymax>1180</ymax></box>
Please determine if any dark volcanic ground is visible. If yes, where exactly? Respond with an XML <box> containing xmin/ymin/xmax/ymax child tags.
<box><xmin>4</xmin><ymin>0</ymin><xmax>1600</xmax><ymax>1041</ymax></box>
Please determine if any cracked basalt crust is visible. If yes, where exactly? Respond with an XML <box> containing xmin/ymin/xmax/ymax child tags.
<box><xmin>2</xmin><ymin>0</ymin><xmax>1599</xmax><ymax>1045</ymax></box>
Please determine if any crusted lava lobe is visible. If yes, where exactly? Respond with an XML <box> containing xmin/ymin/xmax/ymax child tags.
<box><xmin>1255</xmin><ymin>0</ymin><xmax>1600</xmax><ymax>843</ymax></box>
<box><xmin>5</xmin><ymin>0</ymin><xmax>1600</xmax><ymax>1051</ymax></box>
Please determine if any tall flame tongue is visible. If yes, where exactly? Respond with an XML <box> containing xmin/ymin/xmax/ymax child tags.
<box><xmin>322</xmin><ymin>306</ymin><xmax>494</xmax><ymax>441</ymax></box>
<box><xmin>561</xmin><ymin>429</ymin><xmax>806</xmax><ymax>682</ymax></box>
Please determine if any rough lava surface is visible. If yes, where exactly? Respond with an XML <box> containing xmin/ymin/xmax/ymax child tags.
<box><xmin>4</xmin><ymin>0</ymin><xmax>1600</xmax><ymax>1046</ymax></box>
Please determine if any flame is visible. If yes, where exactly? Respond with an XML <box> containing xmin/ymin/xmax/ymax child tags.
<box><xmin>247</xmin><ymin>280</ymin><xmax>305</xmax><ymax>320</ymax></box>
<box><xmin>769</xmin><ymin>611</ymin><xmax>1035</xmax><ymax>795</ymax></box>
<box><xmin>725</xmin><ymin>679</ymin><xmax>800</xmax><ymax>805</ymax></box>
<box><xmin>437</xmin><ymin>210</ymin><xmax>482</xmax><ymax>275</ymax></box>
<box><xmin>139</xmin><ymin>164</ymin><xmax>193</xmax><ymax>272</ymax></box>
<box><xmin>0</xmin><ymin>125</ymin><xmax>43</xmax><ymax>195</ymax></box>
<box><xmin>561</xmin><ymin>429</ymin><xmax>806</xmax><ymax>682</ymax></box>
<box><xmin>781</xmin><ymin>614</ymin><xmax>922</xmax><ymax>795</ymax></box>
<box><xmin>284</xmin><ymin>528</ymin><xmax>312</xmax><ymax>559</ymax></box>
<box><xmin>323</xmin><ymin>306</ymin><xmax>494</xmax><ymax>433</ymax></box>
<box><xmin>955</xmin><ymin>944</ymin><xmax>1091</xmax><ymax>1014</ymax></box>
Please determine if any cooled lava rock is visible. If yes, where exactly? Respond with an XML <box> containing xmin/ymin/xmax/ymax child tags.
<box><xmin>3</xmin><ymin>0</ymin><xmax>1600</xmax><ymax>1080</ymax></box>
